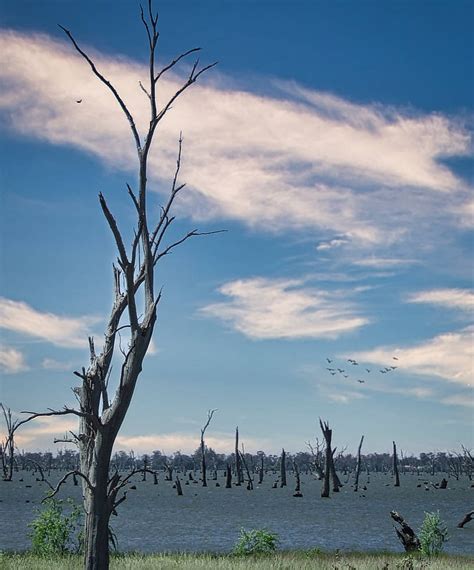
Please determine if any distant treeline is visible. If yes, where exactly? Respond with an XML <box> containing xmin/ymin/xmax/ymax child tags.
<box><xmin>7</xmin><ymin>446</ymin><xmax>473</xmax><ymax>480</ymax></box>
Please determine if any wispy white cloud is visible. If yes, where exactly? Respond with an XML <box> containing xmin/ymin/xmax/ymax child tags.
<box><xmin>353</xmin><ymin>326</ymin><xmax>474</xmax><ymax>386</ymax></box>
<box><xmin>407</xmin><ymin>288</ymin><xmax>474</xmax><ymax>313</ymax></box>
<box><xmin>441</xmin><ymin>393</ymin><xmax>474</xmax><ymax>408</ymax></box>
<box><xmin>200</xmin><ymin>277</ymin><xmax>369</xmax><ymax>340</ymax></box>
<box><xmin>115</xmin><ymin>432</ymin><xmax>270</xmax><ymax>454</ymax></box>
<box><xmin>41</xmin><ymin>358</ymin><xmax>74</xmax><ymax>371</ymax></box>
<box><xmin>0</xmin><ymin>297</ymin><xmax>100</xmax><ymax>348</ymax></box>
<box><xmin>0</xmin><ymin>30</ymin><xmax>471</xmax><ymax>252</ymax></box>
<box><xmin>353</xmin><ymin>257</ymin><xmax>419</xmax><ymax>268</ymax></box>
<box><xmin>0</xmin><ymin>344</ymin><xmax>28</xmax><ymax>374</ymax></box>
<box><xmin>316</xmin><ymin>236</ymin><xmax>350</xmax><ymax>251</ymax></box>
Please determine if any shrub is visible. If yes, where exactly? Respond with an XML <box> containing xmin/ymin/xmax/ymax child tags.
<box><xmin>418</xmin><ymin>511</ymin><xmax>448</xmax><ymax>557</ymax></box>
<box><xmin>29</xmin><ymin>497</ymin><xmax>83</xmax><ymax>556</ymax></box>
<box><xmin>232</xmin><ymin>527</ymin><xmax>278</xmax><ymax>555</ymax></box>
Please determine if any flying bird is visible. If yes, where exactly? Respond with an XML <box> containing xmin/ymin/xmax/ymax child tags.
<box><xmin>357</xmin><ymin>379</ymin><xmax>365</xmax><ymax>383</ymax></box>
<box><xmin>366</xmin><ymin>368</ymin><xmax>371</xmax><ymax>373</ymax></box>
<box><xmin>326</xmin><ymin>358</ymin><xmax>333</xmax><ymax>363</ymax></box>
<box><xmin>393</xmin><ymin>356</ymin><xmax>399</xmax><ymax>360</ymax></box>
<box><xmin>76</xmin><ymin>99</ymin><xmax>82</xmax><ymax>103</ymax></box>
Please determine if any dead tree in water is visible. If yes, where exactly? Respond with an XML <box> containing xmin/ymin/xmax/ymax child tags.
<box><xmin>330</xmin><ymin>447</ymin><xmax>342</xmax><ymax>492</ymax></box>
<box><xmin>390</xmin><ymin>511</ymin><xmax>420</xmax><ymax>552</ymax></box>
<box><xmin>200</xmin><ymin>409</ymin><xmax>216</xmax><ymax>487</ymax></box>
<box><xmin>393</xmin><ymin>441</ymin><xmax>400</xmax><ymax>487</ymax></box>
<box><xmin>234</xmin><ymin>426</ymin><xmax>244</xmax><ymax>485</ymax></box>
<box><xmin>306</xmin><ymin>439</ymin><xmax>324</xmax><ymax>480</ymax></box>
<box><xmin>17</xmin><ymin>2</ymin><xmax>219</xmax><ymax>567</ymax></box>
<box><xmin>0</xmin><ymin>404</ymin><xmax>19</xmax><ymax>481</ymax></box>
<box><xmin>354</xmin><ymin>435</ymin><xmax>364</xmax><ymax>492</ymax></box>
<box><xmin>457</xmin><ymin>511</ymin><xmax>474</xmax><ymax>528</ymax></box>
<box><xmin>258</xmin><ymin>453</ymin><xmax>264</xmax><ymax>484</ymax></box>
<box><xmin>238</xmin><ymin>450</ymin><xmax>253</xmax><ymax>490</ymax></box>
<box><xmin>225</xmin><ymin>463</ymin><xmax>232</xmax><ymax>488</ymax></box>
<box><xmin>293</xmin><ymin>459</ymin><xmax>302</xmax><ymax>497</ymax></box>
<box><xmin>280</xmin><ymin>448</ymin><xmax>287</xmax><ymax>487</ymax></box>
<box><xmin>320</xmin><ymin>419</ymin><xmax>334</xmax><ymax>498</ymax></box>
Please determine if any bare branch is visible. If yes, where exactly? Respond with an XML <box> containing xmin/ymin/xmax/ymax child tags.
<box><xmin>99</xmin><ymin>193</ymin><xmax>129</xmax><ymax>267</ymax></box>
<box><xmin>154</xmin><ymin>229</ymin><xmax>227</xmax><ymax>263</ymax></box>
<box><xmin>58</xmin><ymin>25</ymin><xmax>142</xmax><ymax>152</ymax></box>
<box><xmin>154</xmin><ymin>47</ymin><xmax>201</xmax><ymax>83</ymax></box>
<box><xmin>43</xmin><ymin>469</ymin><xmax>94</xmax><ymax>502</ymax></box>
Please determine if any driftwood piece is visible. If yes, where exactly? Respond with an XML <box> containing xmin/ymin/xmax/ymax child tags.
<box><xmin>390</xmin><ymin>510</ymin><xmax>421</xmax><ymax>552</ymax></box>
<box><xmin>457</xmin><ymin>511</ymin><xmax>474</xmax><ymax>528</ymax></box>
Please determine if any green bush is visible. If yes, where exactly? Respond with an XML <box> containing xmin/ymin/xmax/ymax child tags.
<box><xmin>29</xmin><ymin>497</ymin><xmax>83</xmax><ymax>556</ymax></box>
<box><xmin>232</xmin><ymin>527</ymin><xmax>278</xmax><ymax>555</ymax></box>
<box><xmin>419</xmin><ymin>511</ymin><xmax>448</xmax><ymax>557</ymax></box>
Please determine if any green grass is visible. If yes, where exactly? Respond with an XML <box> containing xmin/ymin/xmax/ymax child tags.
<box><xmin>1</xmin><ymin>551</ymin><xmax>473</xmax><ymax>569</ymax></box>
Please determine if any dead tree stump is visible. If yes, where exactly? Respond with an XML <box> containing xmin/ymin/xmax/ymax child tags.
<box><xmin>390</xmin><ymin>511</ymin><xmax>420</xmax><ymax>552</ymax></box>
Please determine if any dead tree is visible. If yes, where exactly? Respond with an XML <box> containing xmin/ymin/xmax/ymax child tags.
<box><xmin>280</xmin><ymin>448</ymin><xmax>287</xmax><ymax>487</ymax></box>
<box><xmin>393</xmin><ymin>441</ymin><xmax>400</xmax><ymax>487</ymax></box>
<box><xmin>234</xmin><ymin>426</ymin><xmax>244</xmax><ymax>485</ymax></box>
<box><xmin>293</xmin><ymin>459</ymin><xmax>302</xmax><ymax>497</ymax></box>
<box><xmin>18</xmin><ymin>3</ymin><xmax>218</xmax><ymax>568</ymax></box>
<box><xmin>354</xmin><ymin>435</ymin><xmax>364</xmax><ymax>492</ymax></box>
<box><xmin>320</xmin><ymin>419</ymin><xmax>334</xmax><ymax>498</ymax></box>
<box><xmin>330</xmin><ymin>447</ymin><xmax>342</xmax><ymax>492</ymax></box>
<box><xmin>200</xmin><ymin>409</ymin><xmax>216</xmax><ymax>487</ymax></box>
<box><xmin>390</xmin><ymin>511</ymin><xmax>420</xmax><ymax>552</ymax></box>
<box><xmin>457</xmin><ymin>511</ymin><xmax>474</xmax><ymax>528</ymax></box>
<box><xmin>175</xmin><ymin>475</ymin><xmax>183</xmax><ymax>496</ymax></box>
<box><xmin>225</xmin><ymin>463</ymin><xmax>232</xmax><ymax>488</ymax></box>
<box><xmin>258</xmin><ymin>453</ymin><xmax>264</xmax><ymax>484</ymax></box>
<box><xmin>238</xmin><ymin>450</ymin><xmax>254</xmax><ymax>490</ymax></box>
<box><xmin>306</xmin><ymin>439</ymin><xmax>324</xmax><ymax>480</ymax></box>
<box><xmin>0</xmin><ymin>404</ymin><xmax>18</xmax><ymax>481</ymax></box>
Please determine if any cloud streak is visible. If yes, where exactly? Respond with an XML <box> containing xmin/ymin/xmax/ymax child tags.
<box><xmin>353</xmin><ymin>326</ymin><xmax>473</xmax><ymax>386</ymax></box>
<box><xmin>200</xmin><ymin>277</ymin><xmax>369</xmax><ymax>340</ymax></box>
<box><xmin>0</xmin><ymin>297</ymin><xmax>100</xmax><ymax>348</ymax></box>
<box><xmin>407</xmin><ymin>288</ymin><xmax>474</xmax><ymax>313</ymax></box>
<box><xmin>0</xmin><ymin>30</ymin><xmax>471</xmax><ymax>253</ymax></box>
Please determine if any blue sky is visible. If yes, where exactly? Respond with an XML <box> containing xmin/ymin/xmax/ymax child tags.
<box><xmin>0</xmin><ymin>0</ymin><xmax>472</xmax><ymax>456</ymax></box>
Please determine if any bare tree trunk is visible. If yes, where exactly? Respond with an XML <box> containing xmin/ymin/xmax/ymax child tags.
<box><xmin>17</xmin><ymin>3</ymin><xmax>218</xmax><ymax>568</ymax></box>
<box><xmin>390</xmin><ymin>511</ymin><xmax>420</xmax><ymax>552</ymax></box>
<box><xmin>293</xmin><ymin>460</ymin><xmax>302</xmax><ymax>497</ymax></box>
<box><xmin>239</xmin><ymin>451</ymin><xmax>253</xmax><ymax>490</ymax></box>
<box><xmin>354</xmin><ymin>435</ymin><xmax>364</xmax><ymax>492</ymax></box>
<box><xmin>258</xmin><ymin>454</ymin><xmax>264</xmax><ymax>484</ymax></box>
<box><xmin>225</xmin><ymin>463</ymin><xmax>232</xmax><ymax>488</ymax></box>
<box><xmin>200</xmin><ymin>409</ymin><xmax>216</xmax><ymax>487</ymax></box>
<box><xmin>320</xmin><ymin>419</ymin><xmax>333</xmax><ymax>498</ymax></box>
<box><xmin>175</xmin><ymin>475</ymin><xmax>183</xmax><ymax>496</ymax></box>
<box><xmin>330</xmin><ymin>447</ymin><xmax>342</xmax><ymax>492</ymax></box>
<box><xmin>235</xmin><ymin>427</ymin><xmax>243</xmax><ymax>485</ymax></box>
<box><xmin>280</xmin><ymin>448</ymin><xmax>287</xmax><ymax>487</ymax></box>
<box><xmin>393</xmin><ymin>441</ymin><xmax>400</xmax><ymax>487</ymax></box>
<box><xmin>457</xmin><ymin>511</ymin><xmax>474</xmax><ymax>528</ymax></box>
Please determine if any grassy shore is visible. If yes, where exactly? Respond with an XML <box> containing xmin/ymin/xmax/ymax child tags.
<box><xmin>1</xmin><ymin>551</ymin><xmax>473</xmax><ymax>569</ymax></box>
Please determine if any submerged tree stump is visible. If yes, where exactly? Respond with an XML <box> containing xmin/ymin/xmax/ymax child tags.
<box><xmin>457</xmin><ymin>511</ymin><xmax>474</xmax><ymax>528</ymax></box>
<box><xmin>390</xmin><ymin>511</ymin><xmax>420</xmax><ymax>552</ymax></box>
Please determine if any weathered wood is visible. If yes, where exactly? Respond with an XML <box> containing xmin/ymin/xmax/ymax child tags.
<box><xmin>457</xmin><ymin>511</ymin><xmax>474</xmax><ymax>528</ymax></box>
<box><xmin>280</xmin><ymin>449</ymin><xmax>287</xmax><ymax>487</ymax></box>
<box><xmin>393</xmin><ymin>441</ymin><xmax>400</xmax><ymax>487</ymax></box>
<box><xmin>354</xmin><ymin>435</ymin><xmax>364</xmax><ymax>492</ymax></box>
<box><xmin>390</xmin><ymin>510</ymin><xmax>420</xmax><ymax>552</ymax></box>
<box><xmin>320</xmin><ymin>419</ymin><xmax>332</xmax><ymax>498</ymax></box>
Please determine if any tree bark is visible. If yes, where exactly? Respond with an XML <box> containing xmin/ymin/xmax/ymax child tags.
<box><xmin>393</xmin><ymin>441</ymin><xmax>400</xmax><ymax>487</ymax></box>
<box><xmin>354</xmin><ymin>435</ymin><xmax>364</xmax><ymax>492</ymax></box>
<box><xmin>320</xmin><ymin>419</ymin><xmax>332</xmax><ymax>498</ymax></box>
<box><xmin>390</xmin><ymin>511</ymin><xmax>420</xmax><ymax>552</ymax></box>
<box><xmin>234</xmin><ymin>427</ymin><xmax>243</xmax><ymax>485</ymax></box>
<box><xmin>280</xmin><ymin>448</ymin><xmax>287</xmax><ymax>487</ymax></box>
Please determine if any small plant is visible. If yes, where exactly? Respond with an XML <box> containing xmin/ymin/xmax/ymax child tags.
<box><xmin>29</xmin><ymin>497</ymin><xmax>83</xmax><ymax>556</ymax></box>
<box><xmin>232</xmin><ymin>527</ymin><xmax>278</xmax><ymax>555</ymax></box>
<box><xmin>418</xmin><ymin>511</ymin><xmax>448</xmax><ymax>557</ymax></box>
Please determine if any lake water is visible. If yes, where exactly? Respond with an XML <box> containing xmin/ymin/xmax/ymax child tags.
<box><xmin>1</xmin><ymin>470</ymin><xmax>473</xmax><ymax>554</ymax></box>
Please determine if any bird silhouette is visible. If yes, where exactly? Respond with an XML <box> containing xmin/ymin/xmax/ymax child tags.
<box><xmin>76</xmin><ymin>99</ymin><xmax>82</xmax><ymax>103</ymax></box>
<box><xmin>392</xmin><ymin>356</ymin><xmax>399</xmax><ymax>360</ymax></box>
<box><xmin>326</xmin><ymin>358</ymin><xmax>333</xmax><ymax>363</ymax></box>
<box><xmin>357</xmin><ymin>379</ymin><xmax>365</xmax><ymax>383</ymax></box>
<box><xmin>366</xmin><ymin>368</ymin><xmax>371</xmax><ymax>373</ymax></box>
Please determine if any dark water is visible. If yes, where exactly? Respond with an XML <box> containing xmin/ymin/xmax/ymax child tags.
<box><xmin>1</xmin><ymin>471</ymin><xmax>473</xmax><ymax>554</ymax></box>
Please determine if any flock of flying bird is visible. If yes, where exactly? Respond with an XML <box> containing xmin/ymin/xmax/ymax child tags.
<box><xmin>325</xmin><ymin>356</ymin><xmax>399</xmax><ymax>384</ymax></box>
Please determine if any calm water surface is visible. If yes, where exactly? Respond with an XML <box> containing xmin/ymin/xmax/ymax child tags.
<box><xmin>1</xmin><ymin>471</ymin><xmax>473</xmax><ymax>554</ymax></box>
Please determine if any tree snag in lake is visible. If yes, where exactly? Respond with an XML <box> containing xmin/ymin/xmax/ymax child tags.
<box><xmin>200</xmin><ymin>409</ymin><xmax>217</xmax><ymax>487</ymax></box>
<box><xmin>393</xmin><ymin>441</ymin><xmax>400</xmax><ymax>487</ymax></box>
<box><xmin>16</xmin><ymin>2</ymin><xmax>219</xmax><ymax>568</ymax></box>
